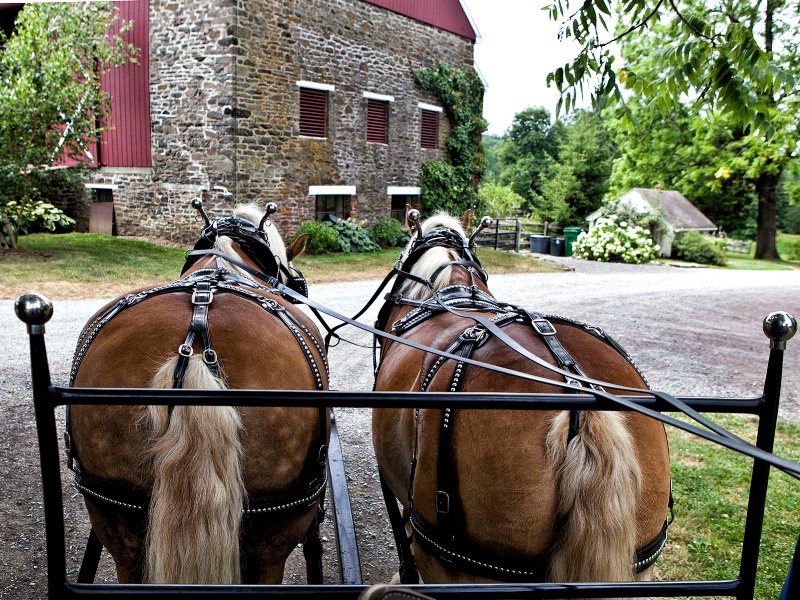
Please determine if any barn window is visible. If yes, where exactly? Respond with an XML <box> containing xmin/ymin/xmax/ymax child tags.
<box><xmin>297</xmin><ymin>81</ymin><xmax>334</xmax><ymax>138</ymax></box>
<box><xmin>387</xmin><ymin>187</ymin><xmax>422</xmax><ymax>222</ymax></box>
<box><xmin>364</xmin><ymin>92</ymin><xmax>394</xmax><ymax>145</ymax></box>
<box><xmin>315</xmin><ymin>195</ymin><xmax>351</xmax><ymax>221</ymax></box>
<box><xmin>419</xmin><ymin>103</ymin><xmax>442</xmax><ymax>150</ymax></box>
<box><xmin>367</xmin><ymin>99</ymin><xmax>389</xmax><ymax>144</ymax></box>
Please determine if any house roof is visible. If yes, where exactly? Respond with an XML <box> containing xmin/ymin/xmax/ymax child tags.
<box><xmin>621</xmin><ymin>188</ymin><xmax>717</xmax><ymax>231</ymax></box>
<box><xmin>362</xmin><ymin>0</ymin><xmax>478</xmax><ymax>41</ymax></box>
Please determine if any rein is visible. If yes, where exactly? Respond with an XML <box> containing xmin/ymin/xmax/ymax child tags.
<box><xmin>243</xmin><ymin>248</ymin><xmax>800</xmax><ymax>479</ymax></box>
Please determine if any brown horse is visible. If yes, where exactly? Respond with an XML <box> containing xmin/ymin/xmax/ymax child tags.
<box><xmin>68</xmin><ymin>203</ymin><xmax>330</xmax><ymax>585</ymax></box>
<box><xmin>372</xmin><ymin>210</ymin><xmax>671</xmax><ymax>586</ymax></box>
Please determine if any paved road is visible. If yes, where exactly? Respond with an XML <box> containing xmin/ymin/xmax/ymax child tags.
<box><xmin>2</xmin><ymin>264</ymin><xmax>799</xmax><ymax>595</ymax></box>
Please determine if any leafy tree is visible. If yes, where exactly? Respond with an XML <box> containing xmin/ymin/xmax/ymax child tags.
<box><xmin>0</xmin><ymin>2</ymin><xmax>137</xmax><ymax>249</ymax></box>
<box><xmin>478</xmin><ymin>182</ymin><xmax>525</xmax><ymax>218</ymax></box>
<box><xmin>482</xmin><ymin>134</ymin><xmax>504</xmax><ymax>182</ymax></box>
<box><xmin>547</xmin><ymin>0</ymin><xmax>800</xmax><ymax>259</ymax></box>
<box><xmin>540</xmin><ymin>109</ymin><xmax>616</xmax><ymax>223</ymax></box>
<box><xmin>498</xmin><ymin>107</ymin><xmax>564</xmax><ymax>210</ymax></box>
<box><xmin>604</xmin><ymin>101</ymin><xmax>758</xmax><ymax>238</ymax></box>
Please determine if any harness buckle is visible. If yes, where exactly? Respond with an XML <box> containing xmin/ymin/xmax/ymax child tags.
<box><xmin>178</xmin><ymin>344</ymin><xmax>194</xmax><ymax>357</ymax></box>
<box><xmin>192</xmin><ymin>289</ymin><xmax>214</xmax><ymax>305</ymax></box>
<box><xmin>462</xmin><ymin>325</ymin><xmax>486</xmax><ymax>341</ymax></box>
<box><xmin>532</xmin><ymin>319</ymin><xmax>557</xmax><ymax>336</ymax></box>
<box><xmin>202</xmin><ymin>349</ymin><xmax>218</xmax><ymax>365</ymax></box>
<box><xmin>435</xmin><ymin>491</ymin><xmax>450</xmax><ymax>515</ymax></box>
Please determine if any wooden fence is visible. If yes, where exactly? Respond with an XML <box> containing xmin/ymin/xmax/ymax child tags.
<box><xmin>474</xmin><ymin>218</ymin><xmax>565</xmax><ymax>252</ymax></box>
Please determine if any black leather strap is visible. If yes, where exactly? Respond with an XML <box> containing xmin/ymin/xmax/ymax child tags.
<box><xmin>410</xmin><ymin>506</ymin><xmax>668</xmax><ymax>581</ymax></box>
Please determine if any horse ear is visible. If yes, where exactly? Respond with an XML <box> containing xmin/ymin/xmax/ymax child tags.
<box><xmin>287</xmin><ymin>234</ymin><xmax>308</xmax><ymax>261</ymax></box>
<box><xmin>460</xmin><ymin>209</ymin><xmax>473</xmax><ymax>232</ymax></box>
<box><xmin>404</xmin><ymin>204</ymin><xmax>414</xmax><ymax>230</ymax></box>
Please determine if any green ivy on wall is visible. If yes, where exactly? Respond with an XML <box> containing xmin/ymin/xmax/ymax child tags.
<box><xmin>413</xmin><ymin>63</ymin><xmax>487</xmax><ymax>215</ymax></box>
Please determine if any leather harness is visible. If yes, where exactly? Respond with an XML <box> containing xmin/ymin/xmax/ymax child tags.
<box><xmin>66</xmin><ymin>216</ymin><xmax>328</xmax><ymax>518</ymax></box>
<box><xmin>375</xmin><ymin>226</ymin><xmax>673</xmax><ymax>584</ymax></box>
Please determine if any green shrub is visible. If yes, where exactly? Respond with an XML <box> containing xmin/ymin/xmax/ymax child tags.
<box><xmin>293</xmin><ymin>221</ymin><xmax>339</xmax><ymax>255</ymax></box>
<box><xmin>572</xmin><ymin>216</ymin><xmax>659</xmax><ymax>264</ymax></box>
<box><xmin>326</xmin><ymin>216</ymin><xmax>380</xmax><ymax>253</ymax></box>
<box><xmin>672</xmin><ymin>231</ymin><xmax>727</xmax><ymax>266</ymax></box>
<box><xmin>370</xmin><ymin>218</ymin><xmax>410</xmax><ymax>248</ymax></box>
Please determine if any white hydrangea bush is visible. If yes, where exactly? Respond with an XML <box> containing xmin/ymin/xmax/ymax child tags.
<box><xmin>572</xmin><ymin>216</ymin><xmax>660</xmax><ymax>264</ymax></box>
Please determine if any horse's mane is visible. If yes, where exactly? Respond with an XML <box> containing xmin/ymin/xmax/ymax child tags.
<box><xmin>398</xmin><ymin>212</ymin><xmax>465</xmax><ymax>300</ymax></box>
<box><xmin>216</xmin><ymin>203</ymin><xmax>290</xmax><ymax>282</ymax></box>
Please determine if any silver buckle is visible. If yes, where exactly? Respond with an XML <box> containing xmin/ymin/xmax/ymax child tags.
<box><xmin>192</xmin><ymin>289</ymin><xmax>213</xmax><ymax>305</ymax></box>
<box><xmin>203</xmin><ymin>349</ymin><xmax>218</xmax><ymax>365</ymax></box>
<box><xmin>532</xmin><ymin>319</ymin><xmax>556</xmax><ymax>336</ymax></box>
<box><xmin>178</xmin><ymin>344</ymin><xmax>194</xmax><ymax>357</ymax></box>
<box><xmin>462</xmin><ymin>325</ymin><xmax>486</xmax><ymax>341</ymax></box>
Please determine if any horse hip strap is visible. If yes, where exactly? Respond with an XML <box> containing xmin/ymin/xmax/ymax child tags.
<box><xmin>173</xmin><ymin>280</ymin><xmax>219</xmax><ymax>389</ymax></box>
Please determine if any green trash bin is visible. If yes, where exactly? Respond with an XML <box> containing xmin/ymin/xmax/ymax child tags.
<box><xmin>563</xmin><ymin>227</ymin><xmax>584</xmax><ymax>257</ymax></box>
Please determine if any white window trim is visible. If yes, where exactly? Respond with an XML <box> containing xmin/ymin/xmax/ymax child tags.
<box><xmin>309</xmin><ymin>185</ymin><xmax>356</xmax><ymax>196</ymax></box>
<box><xmin>418</xmin><ymin>102</ymin><xmax>443</xmax><ymax>113</ymax></box>
<box><xmin>363</xmin><ymin>91</ymin><xmax>395</xmax><ymax>103</ymax></box>
<box><xmin>387</xmin><ymin>187</ymin><xmax>421</xmax><ymax>196</ymax></box>
<box><xmin>297</xmin><ymin>80</ymin><xmax>335</xmax><ymax>92</ymax></box>
<box><xmin>84</xmin><ymin>183</ymin><xmax>118</xmax><ymax>190</ymax></box>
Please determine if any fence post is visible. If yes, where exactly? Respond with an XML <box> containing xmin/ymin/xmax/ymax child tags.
<box><xmin>738</xmin><ymin>312</ymin><xmax>797</xmax><ymax>599</ymax></box>
<box><xmin>515</xmin><ymin>220</ymin><xmax>521</xmax><ymax>253</ymax></box>
<box><xmin>543</xmin><ymin>221</ymin><xmax>549</xmax><ymax>236</ymax></box>
<box><xmin>494</xmin><ymin>219</ymin><xmax>499</xmax><ymax>250</ymax></box>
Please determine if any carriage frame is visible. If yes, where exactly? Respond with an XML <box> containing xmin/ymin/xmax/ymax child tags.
<box><xmin>16</xmin><ymin>294</ymin><xmax>797</xmax><ymax>599</ymax></box>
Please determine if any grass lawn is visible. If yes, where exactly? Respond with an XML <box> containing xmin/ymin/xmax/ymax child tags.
<box><xmin>722</xmin><ymin>233</ymin><xmax>800</xmax><ymax>271</ymax></box>
<box><xmin>1</xmin><ymin>233</ymin><xmax>561</xmax><ymax>299</ymax></box>
<box><xmin>656</xmin><ymin>414</ymin><xmax>800</xmax><ymax>599</ymax></box>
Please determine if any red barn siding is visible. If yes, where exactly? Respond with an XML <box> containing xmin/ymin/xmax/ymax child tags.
<box><xmin>99</xmin><ymin>0</ymin><xmax>151</xmax><ymax>167</ymax></box>
<box><xmin>362</xmin><ymin>0</ymin><xmax>476</xmax><ymax>40</ymax></box>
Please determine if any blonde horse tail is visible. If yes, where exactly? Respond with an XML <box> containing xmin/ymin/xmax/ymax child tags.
<box><xmin>143</xmin><ymin>355</ymin><xmax>244</xmax><ymax>584</ymax></box>
<box><xmin>546</xmin><ymin>410</ymin><xmax>642</xmax><ymax>584</ymax></box>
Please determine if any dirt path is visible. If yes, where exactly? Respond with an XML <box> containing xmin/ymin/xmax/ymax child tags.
<box><xmin>2</xmin><ymin>265</ymin><xmax>799</xmax><ymax>597</ymax></box>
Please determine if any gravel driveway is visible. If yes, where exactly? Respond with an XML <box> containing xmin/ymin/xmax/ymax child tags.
<box><xmin>2</xmin><ymin>261</ymin><xmax>799</xmax><ymax>597</ymax></box>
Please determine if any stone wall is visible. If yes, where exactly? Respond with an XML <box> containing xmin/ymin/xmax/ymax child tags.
<box><xmin>233</xmin><ymin>0</ymin><xmax>475</xmax><ymax>237</ymax></box>
<box><xmin>74</xmin><ymin>0</ymin><xmax>475</xmax><ymax>243</ymax></box>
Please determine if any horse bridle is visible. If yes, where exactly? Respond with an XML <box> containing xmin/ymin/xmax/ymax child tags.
<box><xmin>181</xmin><ymin>211</ymin><xmax>309</xmax><ymax>301</ymax></box>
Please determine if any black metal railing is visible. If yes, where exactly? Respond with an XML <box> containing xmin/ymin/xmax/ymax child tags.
<box><xmin>15</xmin><ymin>293</ymin><xmax>798</xmax><ymax>599</ymax></box>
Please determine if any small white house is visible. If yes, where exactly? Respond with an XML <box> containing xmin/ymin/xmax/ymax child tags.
<box><xmin>586</xmin><ymin>188</ymin><xmax>717</xmax><ymax>257</ymax></box>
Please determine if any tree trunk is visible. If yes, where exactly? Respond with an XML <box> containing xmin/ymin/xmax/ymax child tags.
<box><xmin>754</xmin><ymin>170</ymin><xmax>780</xmax><ymax>260</ymax></box>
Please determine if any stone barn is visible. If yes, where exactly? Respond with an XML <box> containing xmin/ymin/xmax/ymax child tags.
<box><xmin>0</xmin><ymin>0</ymin><xmax>479</xmax><ymax>242</ymax></box>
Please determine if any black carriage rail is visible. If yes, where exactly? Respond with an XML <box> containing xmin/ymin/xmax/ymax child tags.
<box><xmin>17</xmin><ymin>296</ymin><xmax>797</xmax><ymax>599</ymax></box>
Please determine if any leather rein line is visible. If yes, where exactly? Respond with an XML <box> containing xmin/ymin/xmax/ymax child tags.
<box><xmin>213</xmin><ymin>234</ymin><xmax>800</xmax><ymax>480</ymax></box>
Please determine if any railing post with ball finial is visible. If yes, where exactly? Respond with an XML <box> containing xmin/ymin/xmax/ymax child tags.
<box><xmin>739</xmin><ymin>311</ymin><xmax>797</xmax><ymax>599</ymax></box>
<box><xmin>14</xmin><ymin>293</ymin><xmax>67</xmax><ymax>595</ymax></box>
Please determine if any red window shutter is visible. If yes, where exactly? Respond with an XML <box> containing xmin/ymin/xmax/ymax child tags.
<box><xmin>299</xmin><ymin>88</ymin><xmax>328</xmax><ymax>137</ymax></box>
<box><xmin>420</xmin><ymin>109</ymin><xmax>439</xmax><ymax>149</ymax></box>
<box><xmin>367</xmin><ymin>99</ymin><xmax>388</xmax><ymax>144</ymax></box>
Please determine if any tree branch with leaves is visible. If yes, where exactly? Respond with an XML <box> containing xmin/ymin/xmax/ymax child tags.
<box><xmin>547</xmin><ymin>0</ymin><xmax>799</xmax><ymax>258</ymax></box>
<box><xmin>0</xmin><ymin>2</ymin><xmax>138</xmax><ymax>250</ymax></box>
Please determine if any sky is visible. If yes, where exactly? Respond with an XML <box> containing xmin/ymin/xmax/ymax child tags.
<box><xmin>461</xmin><ymin>0</ymin><xmax>586</xmax><ymax>136</ymax></box>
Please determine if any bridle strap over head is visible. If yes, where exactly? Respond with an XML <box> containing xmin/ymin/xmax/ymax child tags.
<box><xmin>180</xmin><ymin>200</ymin><xmax>309</xmax><ymax>301</ymax></box>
